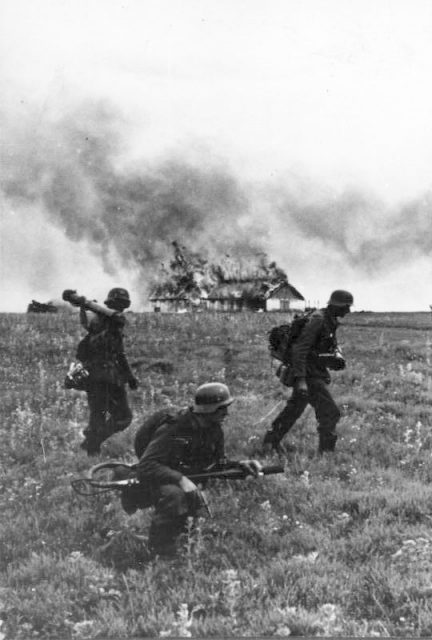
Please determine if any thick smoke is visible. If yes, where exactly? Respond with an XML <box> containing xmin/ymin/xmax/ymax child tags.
<box><xmin>1</xmin><ymin>101</ymin><xmax>266</xmax><ymax>307</ymax></box>
<box><xmin>271</xmin><ymin>182</ymin><xmax>432</xmax><ymax>272</ymax></box>
<box><xmin>1</xmin><ymin>100</ymin><xmax>431</xmax><ymax>310</ymax></box>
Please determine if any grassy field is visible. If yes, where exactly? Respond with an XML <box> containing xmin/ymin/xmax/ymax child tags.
<box><xmin>2</xmin><ymin>309</ymin><xmax>432</xmax><ymax>638</ymax></box>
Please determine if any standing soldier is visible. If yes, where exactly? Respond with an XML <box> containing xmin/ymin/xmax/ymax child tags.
<box><xmin>76</xmin><ymin>288</ymin><xmax>139</xmax><ymax>455</ymax></box>
<box><xmin>262</xmin><ymin>290</ymin><xmax>354</xmax><ymax>455</ymax></box>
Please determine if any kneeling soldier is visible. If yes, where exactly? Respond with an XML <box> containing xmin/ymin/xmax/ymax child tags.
<box><xmin>133</xmin><ymin>383</ymin><xmax>261</xmax><ymax>558</ymax></box>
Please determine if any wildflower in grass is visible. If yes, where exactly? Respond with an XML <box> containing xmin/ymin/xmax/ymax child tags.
<box><xmin>275</xmin><ymin>624</ymin><xmax>292</xmax><ymax>636</ymax></box>
<box><xmin>300</xmin><ymin>470</ymin><xmax>310</xmax><ymax>487</ymax></box>
<box><xmin>404</xmin><ymin>427</ymin><xmax>413</xmax><ymax>445</ymax></box>
<box><xmin>318</xmin><ymin>603</ymin><xmax>342</xmax><ymax>635</ymax></box>
<box><xmin>337</xmin><ymin>512</ymin><xmax>351</xmax><ymax>524</ymax></box>
<box><xmin>159</xmin><ymin>603</ymin><xmax>204</xmax><ymax>638</ymax></box>
<box><xmin>174</xmin><ymin>603</ymin><xmax>192</xmax><ymax>638</ymax></box>
<box><xmin>292</xmin><ymin>551</ymin><xmax>319</xmax><ymax>564</ymax></box>
<box><xmin>221</xmin><ymin>569</ymin><xmax>241</xmax><ymax>620</ymax></box>
<box><xmin>415</xmin><ymin>420</ymin><xmax>423</xmax><ymax>451</ymax></box>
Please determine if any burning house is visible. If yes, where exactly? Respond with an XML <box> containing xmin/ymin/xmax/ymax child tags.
<box><xmin>149</xmin><ymin>242</ymin><xmax>305</xmax><ymax>313</ymax></box>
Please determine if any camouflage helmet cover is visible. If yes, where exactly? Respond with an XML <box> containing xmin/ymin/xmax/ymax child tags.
<box><xmin>328</xmin><ymin>290</ymin><xmax>354</xmax><ymax>307</ymax></box>
<box><xmin>105</xmin><ymin>288</ymin><xmax>131</xmax><ymax>308</ymax></box>
<box><xmin>193</xmin><ymin>382</ymin><xmax>234</xmax><ymax>414</ymax></box>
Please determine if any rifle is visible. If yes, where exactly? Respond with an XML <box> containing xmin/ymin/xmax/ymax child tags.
<box><xmin>62</xmin><ymin>289</ymin><xmax>118</xmax><ymax>318</ymax></box>
<box><xmin>71</xmin><ymin>460</ymin><xmax>285</xmax><ymax>497</ymax></box>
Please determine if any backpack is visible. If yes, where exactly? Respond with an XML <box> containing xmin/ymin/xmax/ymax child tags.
<box><xmin>118</xmin><ymin>408</ymin><xmax>182</xmax><ymax>515</ymax></box>
<box><xmin>134</xmin><ymin>408</ymin><xmax>181</xmax><ymax>458</ymax></box>
<box><xmin>268</xmin><ymin>309</ymin><xmax>316</xmax><ymax>364</ymax></box>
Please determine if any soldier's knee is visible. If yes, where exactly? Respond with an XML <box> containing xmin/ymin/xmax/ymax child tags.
<box><xmin>333</xmin><ymin>405</ymin><xmax>341</xmax><ymax>423</ymax></box>
<box><xmin>158</xmin><ymin>484</ymin><xmax>189</xmax><ymax>518</ymax></box>
<box><xmin>321</xmin><ymin>396</ymin><xmax>341</xmax><ymax>425</ymax></box>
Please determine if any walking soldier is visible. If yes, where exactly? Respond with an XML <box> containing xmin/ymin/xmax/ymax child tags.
<box><xmin>263</xmin><ymin>290</ymin><xmax>353</xmax><ymax>455</ymax></box>
<box><xmin>68</xmin><ymin>287</ymin><xmax>139</xmax><ymax>455</ymax></box>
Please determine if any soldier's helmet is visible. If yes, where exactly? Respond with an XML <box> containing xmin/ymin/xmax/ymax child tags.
<box><xmin>328</xmin><ymin>290</ymin><xmax>354</xmax><ymax>307</ymax></box>
<box><xmin>193</xmin><ymin>382</ymin><xmax>234</xmax><ymax>414</ymax></box>
<box><xmin>105</xmin><ymin>288</ymin><xmax>131</xmax><ymax>309</ymax></box>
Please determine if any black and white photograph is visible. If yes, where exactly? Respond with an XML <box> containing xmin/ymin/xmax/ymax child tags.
<box><xmin>2</xmin><ymin>0</ymin><xmax>432</xmax><ymax>637</ymax></box>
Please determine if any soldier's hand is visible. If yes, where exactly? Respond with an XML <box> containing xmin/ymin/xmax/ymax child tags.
<box><xmin>239</xmin><ymin>459</ymin><xmax>263</xmax><ymax>478</ymax></box>
<box><xmin>295</xmin><ymin>377</ymin><xmax>308</xmax><ymax>399</ymax></box>
<box><xmin>63</xmin><ymin>290</ymin><xmax>85</xmax><ymax>307</ymax></box>
<box><xmin>179</xmin><ymin>476</ymin><xmax>198</xmax><ymax>493</ymax></box>
<box><xmin>128</xmin><ymin>376</ymin><xmax>139</xmax><ymax>390</ymax></box>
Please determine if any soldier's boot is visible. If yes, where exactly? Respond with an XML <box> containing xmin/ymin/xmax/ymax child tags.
<box><xmin>120</xmin><ymin>489</ymin><xmax>138</xmax><ymax>515</ymax></box>
<box><xmin>148</xmin><ymin>519</ymin><xmax>186</xmax><ymax>559</ymax></box>
<box><xmin>81</xmin><ymin>427</ymin><xmax>102</xmax><ymax>456</ymax></box>
<box><xmin>262</xmin><ymin>428</ymin><xmax>296</xmax><ymax>455</ymax></box>
<box><xmin>317</xmin><ymin>432</ymin><xmax>337</xmax><ymax>455</ymax></box>
<box><xmin>82</xmin><ymin>437</ymin><xmax>101</xmax><ymax>456</ymax></box>
<box><xmin>80</xmin><ymin>438</ymin><xmax>99</xmax><ymax>455</ymax></box>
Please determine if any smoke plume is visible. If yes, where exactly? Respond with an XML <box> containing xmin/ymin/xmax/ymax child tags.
<box><xmin>270</xmin><ymin>182</ymin><xmax>432</xmax><ymax>273</ymax></box>
<box><xmin>1</xmin><ymin>99</ymin><xmax>431</xmax><ymax>310</ymax></box>
<box><xmin>1</xmin><ymin>102</ymin><xmax>267</xmax><ymax>306</ymax></box>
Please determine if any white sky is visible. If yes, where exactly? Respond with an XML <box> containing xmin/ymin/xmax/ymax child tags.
<box><xmin>1</xmin><ymin>0</ymin><xmax>432</xmax><ymax>311</ymax></box>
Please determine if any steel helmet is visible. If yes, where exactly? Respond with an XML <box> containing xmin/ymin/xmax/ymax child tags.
<box><xmin>193</xmin><ymin>382</ymin><xmax>234</xmax><ymax>414</ymax></box>
<box><xmin>328</xmin><ymin>290</ymin><xmax>354</xmax><ymax>307</ymax></box>
<box><xmin>105</xmin><ymin>287</ymin><xmax>131</xmax><ymax>308</ymax></box>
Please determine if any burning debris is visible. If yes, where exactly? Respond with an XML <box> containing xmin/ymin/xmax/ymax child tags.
<box><xmin>27</xmin><ymin>300</ymin><xmax>58</xmax><ymax>314</ymax></box>
<box><xmin>149</xmin><ymin>242</ymin><xmax>304</xmax><ymax>312</ymax></box>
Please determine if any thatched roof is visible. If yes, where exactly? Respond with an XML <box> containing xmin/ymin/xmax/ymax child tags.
<box><xmin>149</xmin><ymin>289</ymin><xmax>190</xmax><ymax>301</ymax></box>
<box><xmin>265</xmin><ymin>282</ymin><xmax>305</xmax><ymax>301</ymax></box>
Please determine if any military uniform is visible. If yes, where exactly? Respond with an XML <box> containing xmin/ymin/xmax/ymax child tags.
<box><xmin>265</xmin><ymin>307</ymin><xmax>342</xmax><ymax>453</ymax></box>
<box><xmin>78</xmin><ymin>312</ymin><xmax>135</xmax><ymax>455</ymax></box>
<box><xmin>135</xmin><ymin>408</ymin><xmax>234</xmax><ymax>556</ymax></box>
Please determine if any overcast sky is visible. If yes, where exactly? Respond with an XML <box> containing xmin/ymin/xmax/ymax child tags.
<box><xmin>1</xmin><ymin>0</ymin><xmax>432</xmax><ymax>311</ymax></box>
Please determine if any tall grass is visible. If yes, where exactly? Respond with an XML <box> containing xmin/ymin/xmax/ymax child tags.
<box><xmin>1</xmin><ymin>311</ymin><xmax>432</xmax><ymax>637</ymax></box>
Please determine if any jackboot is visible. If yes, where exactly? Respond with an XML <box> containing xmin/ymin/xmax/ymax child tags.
<box><xmin>317</xmin><ymin>432</ymin><xmax>337</xmax><ymax>455</ymax></box>
<box><xmin>262</xmin><ymin>430</ymin><xmax>296</xmax><ymax>455</ymax></box>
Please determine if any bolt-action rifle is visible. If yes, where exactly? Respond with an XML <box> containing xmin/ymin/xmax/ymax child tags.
<box><xmin>71</xmin><ymin>460</ymin><xmax>285</xmax><ymax>516</ymax></box>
